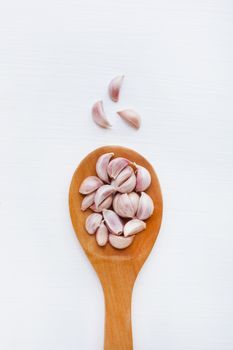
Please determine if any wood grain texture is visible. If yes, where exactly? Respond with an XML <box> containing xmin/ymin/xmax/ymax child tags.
<box><xmin>69</xmin><ymin>145</ymin><xmax>163</xmax><ymax>349</ymax></box>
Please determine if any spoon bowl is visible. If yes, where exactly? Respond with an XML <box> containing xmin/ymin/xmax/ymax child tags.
<box><xmin>69</xmin><ymin>145</ymin><xmax>163</xmax><ymax>350</ymax></box>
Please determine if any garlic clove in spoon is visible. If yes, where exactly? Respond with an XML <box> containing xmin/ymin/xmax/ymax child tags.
<box><xmin>79</xmin><ymin>176</ymin><xmax>103</xmax><ymax>195</ymax></box>
<box><xmin>124</xmin><ymin>219</ymin><xmax>146</xmax><ymax>237</ymax></box>
<box><xmin>136</xmin><ymin>192</ymin><xmax>154</xmax><ymax>220</ymax></box>
<box><xmin>96</xmin><ymin>152</ymin><xmax>114</xmax><ymax>183</ymax></box>
<box><xmin>103</xmin><ymin>209</ymin><xmax>123</xmax><ymax>235</ymax></box>
<box><xmin>109</xmin><ymin>234</ymin><xmax>134</xmax><ymax>249</ymax></box>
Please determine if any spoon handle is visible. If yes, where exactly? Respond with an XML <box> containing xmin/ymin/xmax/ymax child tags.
<box><xmin>99</xmin><ymin>262</ymin><xmax>136</xmax><ymax>350</ymax></box>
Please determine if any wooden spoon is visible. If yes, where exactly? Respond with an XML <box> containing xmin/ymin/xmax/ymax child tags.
<box><xmin>69</xmin><ymin>145</ymin><xmax>163</xmax><ymax>350</ymax></box>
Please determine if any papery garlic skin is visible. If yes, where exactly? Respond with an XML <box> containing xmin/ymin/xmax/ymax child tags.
<box><xmin>117</xmin><ymin>109</ymin><xmax>141</xmax><ymax>129</ymax></box>
<box><xmin>111</xmin><ymin>165</ymin><xmax>133</xmax><ymax>188</ymax></box>
<box><xmin>79</xmin><ymin>176</ymin><xmax>103</xmax><ymax>195</ymax></box>
<box><xmin>135</xmin><ymin>164</ymin><xmax>151</xmax><ymax>192</ymax></box>
<box><xmin>136</xmin><ymin>192</ymin><xmax>154</xmax><ymax>220</ymax></box>
<box><xmin>85</xmin><ymin>213</ymin><xmax>102</xmax><ymax>235</ymax></box>
<box><xmin>108</xmin><ymin>75</ymin><xmax>124</xmax><ymax>102</ymax></box>
<box><xmin>96</xmin><ymin>153</ymin><xmax>114</xmax><ymax>183</ymax></box>
<box><xmin>96</xmin><ymin>222</ymin><xmax>108</xmax><ymax>246</ymax></box>
<box><xmin>92</xmin><ymin>101</ymin><xmax>111</xmax><ymax>128</ymax></box>
<box><xmin>117</xmin><ymin>173</ymin><xmax>136</xmax><ymax>193</ymax></box>
<box><xmin>107</xmin><ymin>157</ymin><xmax>130</xmax><ymax>179</ymax></box>
<box><xmin>103</xmin><ymin>209</ymin><xmax>123</xmax><ymax>235</ymax></box>
<box><xmin>109</xmin><ymin>234</ymin><xmax>134</xmax><ymax>249</ymax></box>
<box><xmin>124</xmin><ymin>219</ymin><xmax>146</xmax><ymax>237</ymax></box>
<box><xmin>81</xmin><ymin>192</ymin><xmax>96</xmax><ymax>211</ymax></box>
<box><xmin>113</xmin><ymin>193</ymin><xmax>135</xmax><ymax>218</ymax></box>
<box><xmin>94</xmin><ymin>185</ymin><xmax>115</xmax><ymax>208</ymax></box>
<box><xmin>90</xmin><ymin>195</ymin><xmax>113</xmax><ymax>212</ymax></box>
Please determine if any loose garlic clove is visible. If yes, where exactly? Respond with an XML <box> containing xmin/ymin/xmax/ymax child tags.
<box><xmin>96</xmin><ymin>152</ymin><xmax>114</xmax><ymax>183</ymax></box>
<box><xmin>113</xmin><ymin>193</ymin><xmax>135</xmax><ymax>218</ymax></box>
<box><xmin>90</xmin><ymin>195</ymin><xmax>113</xmax><ymax>212</ymax></box>
<box><xmin>103</xmin><ymin>209</ymin><xmax>123</xmax><ymax>235</ymax></box>
<box><xmin>94</xmin><ymin>185</ymin><xmax>115</xmax><ymax>208</ymax></box>
<box><xmin>107</xmin><ymin>157</ymin><xmax>130</xmax><ymax>179</ymax></box>
<box><xmin>85</xmin><ymin>213</ymin><xmax>102</xmax><ymax>235</ymax></box>
<box><xmin>111</xmin><ymin>165</ymin><xmax>133</xmax><ymax>187</ymax></box>
<box><xmin>92</xmin><ymin>101</ymin><xmax>111</xmax><ymax>128</ymax></box>
<box><xmin>128</xmin><ymin>192</ymin><xmax>140</xmax><ymax>215</ymax></box>
<box><xmin>136</xmin><ymin>192</ymin><xmax>154</xmax><ymax>220</ymax></box>
<box><xmin>79</xmin><ymin>176</ymin><xmax>103</xmax><ymax>195</ymax></box>
<box><xmin>96</xmin><ymin>222</ymin><xmax>108</xmax><ymax>246</ymax></box>
<box><xmin>108</xmin><ymin>75</ymin><xmax>124</xmax><ymax>102</ymax></box>
<box><xmin>109</xmin><ymin>234</ymin><xmax>134</xmax><ymax>249</ymax></box>
<box><xmin>117</xmin><ymin>109</ymin><xmax>141</xmax><ymax>129</ymax></box>
<box><xmin>81</xmin><ymin>192</ymin><xmax>96</xmax><ymax>211</ymax></box>
<box><xmin>117</xmin><ymin>173</ymin><xmax>136</xmax><ymax>193</ymax></box>
<box><xmin>135</xmin><ymin>163</ymin><xmax>151</xmax><ymax>192</ymax></box>
<box><xmin>124</xmin><ymin>219</ymin><xmax>146</xmax><ymax>237</ymax></box>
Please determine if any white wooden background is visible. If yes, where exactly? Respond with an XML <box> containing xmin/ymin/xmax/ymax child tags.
<box><xmin>0</xmin><ymin>0</ymin><xmax>233</xmax><ymax>349</ymax></box>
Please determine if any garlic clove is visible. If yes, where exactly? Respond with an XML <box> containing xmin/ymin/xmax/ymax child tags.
<box><xmin>117</xmin><ymin>109</ymin><xmax>141</xmax><ymax>129</ymax></box>
<box><xmin>107</xmin><ymin>157</ymin><xmax>130</xmax><ymax>179</ymax></box>
<box><xmin>79</xmin><ymin>176</ymin><xmax>103</xmax><ymax>195</ymax></box>
<box><xmin>85</xmin><ymin>213</ymin><xmax>102</xmax><ymax>235</ymax></box>
<box><xmin>112</xmin><ymin>193</ymin><xmax>120</xmax><ymax>213</ymax></box>
<box><xmin>94</xmin><ymin>185</ymin><xmax>115</xmax><ymax>208</ymax></box>
<box><xmin>135</xmin><ymin>163</ymin><xmax>151</xmax><ymax>192</ymax></box>
<box><xmin>124</xmin><ymin>219</ymin><xmax>146</xmax><ymax>237</ymax></box>
<box><xmin>108</xmin><ymin>75</ymin><xmax>124</xmax><ymax>102</ymax></box>
<box><xmin>90</xmin><ymin>195</ymin><xmax>113</xmax><ymax>212</ymax></box>
<box><xmin>92</xmin><ymin>101</ymin><xmax>111</xmax><ymax>128</ymax></box>
<box><xmin>128</xmin><ymin>192</ymin><xmax>140</xmax><ymax>215</ymax></box>
<box><xmin>103</xmin><ymin>209</ymin><xmax>123</xmax><ymax>235</ymax></box>
<box><xmin>115</xmin><ymin>193</ymin><xmax>135</xmax><ymax>218</ymax></box>
<box><xmin>111</xmin><ymin>165</ymin><xmax>133</xmax><ymax>188</ymax></box>
<box><xmin>81</xmin><ymin>192</ymin><xmax>96</xmax><ymax>211</ymax></box>
<box><xmin>136</xmin><ymin>192</ymin><xmax>154</xmax><ymax>220</ymax></box>
<box><xmin>96</xmin><ymin>222</ymin><xmax>108</xmax><ymax>246</ymax></box>
<box><xmin>96</xmin><ymin>152</ymin><xmax>114</xmax><ymax>183</ymax></box>
<box><xmin>109</xmin><ymin>234</ymin><xmax>134</xmax><ymax>249</ymax></box>
<box><xmin>117</xmin><ymin>173</ymin><xmax>136</xmax><ymax>193</ymax></box>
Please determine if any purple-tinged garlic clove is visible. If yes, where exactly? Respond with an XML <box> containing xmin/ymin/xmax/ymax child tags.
<box><xmin>117</xmin><ymin>173</ymin><xmax>136</xmax><ymax>193</ymax></box>
<box><xmin>94</xmin><ymin>185</ymin><xmax>115</xmax><ymax>208</ymax></box>
<box><xmin>96</xmin><ymin>152</ymin><xmax>114</xmax><ymax>183</ymax></box>
<box><xmin>124</xmin><ymin>219</ymin><xmax>146</xmax><ymax>237</ymax></box>
<box><xmin>103</xmin><ymin>209</ymin><xmax>123</xmax><ymax>235</ymax></box>
<box><xmin>136</xmin><ymin>192</ymin><xmax>154</xmax><ymax>220</ymax></box>
<box><xmin>113</xmin><ymin>193</ymin><xmax>135</xmax><ymax>218</ymax></box>
<box><xmin>135</xmin><ymin>163</ymin><xmax>151</xmax><ymax>192</ymax></box>
<box><xmin>81</xmin><ymin>192</ymin><xmax>96</xmax><ymax>211</ymax></box>
<box><xmin>92</xmin><ymin>101</ymin><xmax>111</xmax><ymax>128</ymax></box>
<box><xmin>111</xmin><ymin>165</ymin><xmax>133</xmax><ymax>188</ymax></box>
<box><xmin>85</xmin><ymin>213</ymin><xmax>102</xmax><ymax>235</ymax></box>
<box><xmin>109</xmin><ymin>234</ymin><xmax>134</xmax><ymax>249</ymax></box>
<box><xmin>107</xmin><ymin>157</ymin><xmax>130</xmax><ymax>179</ymax></box>
<box><xmin>96</xmin><ymin>222</ymin><xmax>108</xmax><ymax>246</ymax></box>
<box><xmin>117</xmin><ymin>109</ymin><xmax>141</xmax><ymax>129</ymax></box>
<box><xmin>90</xmin><ymin>195</ymin><xmax>113</xmax><ymax>212</ymax></box>
<box><xmin>128</xmin><ymin>192</ymin><xmax>140</xmax><ymax>215</ymax></box>
<box><xmin>108</xmin><ymin>75</ymin><xmax>124</xmax><ymax>102</ymax></box>
<box><xmin>79</xmin><ymin>176</ymin><xmax>103</xmax><ymax>195</ymax></box>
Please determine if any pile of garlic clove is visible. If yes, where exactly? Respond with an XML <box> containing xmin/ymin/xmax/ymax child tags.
<box><xmin>79</xmin><ymin>153</ymin><xmax>154</xmax><ymax>249</ymax></box>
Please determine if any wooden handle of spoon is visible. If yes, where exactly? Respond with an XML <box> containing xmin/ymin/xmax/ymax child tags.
<box><xmin>101</xmin><ymin>263</ymin><xmax>135</xmax><ymax>350</ymax></box>
<box><xmin>104</xmin><ymin>282</ymin><xmax>133</xmax><ymax>350</ymax></box>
